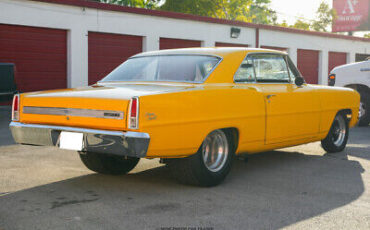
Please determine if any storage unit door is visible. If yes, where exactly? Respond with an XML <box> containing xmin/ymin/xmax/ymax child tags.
<box><xmin>329</xmin><ymin>52</ymin><xmax>347</xmax><ymax>74</ymax></box>
<box><xmin>0</xmin><ymin>24</ymin><xmax>67</xmax><ymax>92</ymax></box>
<box><xmin>297</xmin><ymin>49</ymin><xmax>319</xmax><ymax>84</ymax></box>
<box><xmin>215</xmin><ymin>42</ymin><xmax>249</xmax><ymax>47</ymax></box>
<box><xmin>160</xmin><ymin>38</ymin><xmax>201</xmax><ymax>50</ymax></box>
<box><xmin>88</xmin><ymin>32</ymin><xmax>143</xmax><ymax>85</ymax></box>
<box><xmin>261</xmin><ymin>46</ymin><xmax>288</xmax><ymax>52</ymax></box>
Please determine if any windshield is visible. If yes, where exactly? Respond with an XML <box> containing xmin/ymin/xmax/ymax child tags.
<box><xmin>100</xmin><ymin>55</ymin><xmax>221</xmax><ymax>83</ymax></box>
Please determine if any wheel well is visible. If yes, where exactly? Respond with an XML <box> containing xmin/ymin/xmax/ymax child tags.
<box><xmin>345</xmin><ymin>84</ymin><xmax>369</xmax><ymax>93</ymax></box>
<box><xmin>338</xmin><ymin>109</ymin><xmax>352</xmax><ymax>122</ymax></box>
<box><xmin>221</xmin><ymin>128</ymin><xmax>239</xmax><ymax>153</ymax></box>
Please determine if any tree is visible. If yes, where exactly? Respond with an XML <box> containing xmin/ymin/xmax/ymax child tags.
<box><xmin>97</xmin><ymin>0</ymin><xmax>160</xmax><ymax>9</ymax></box>
<box><xmin>249</xmin><ymin>0</ymin><xmax>277</xmax><ymax>24</ymax></box>
<box><xmin>291</xmin><ymin>19</ymin><xmax>311</xmax><ymax>30</ymax></box>
<box><xmin>311</xmin><ymin>1</ymin><xmax>336</xmax><ymax>32</ymax></box>
<box><xmin>364</xmin><ymin>33</ymin><xmax>370</xmax><ymax>38</ymax></box>
<box><xmin>276</xmin><ymin>20</ymin><xmax>289</xmax><ymax>28</ymax></box>
<box><xmin>160</xmin><ymin>0</ymin><xmax>276</xmax><ymax>24</ymax></box>
<box><xmin>160</xmin><ymin>0</ymin><xmax>220</xmax><ymax>18</ymax></box>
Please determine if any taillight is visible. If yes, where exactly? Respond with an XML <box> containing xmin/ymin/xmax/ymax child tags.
<box><xmin>328</xmin><ymin>74</ymin><xmax>336</xmax><ymax>86</ymax></box>
<box><xmin>12</xmin><ymin>94</ymin><xmax>20</xmax><ymax>121</ymax></box>
<box><xmin>128</xmin><ymin>97</ymin><xmax>139</xmax><ymax>129</ymax></box>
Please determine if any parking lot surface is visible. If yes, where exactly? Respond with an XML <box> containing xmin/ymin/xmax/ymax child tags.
<box><xmin>0</xmin><ymin>111</ymin><xmax>369</xmax><ymax>229</ymax></box>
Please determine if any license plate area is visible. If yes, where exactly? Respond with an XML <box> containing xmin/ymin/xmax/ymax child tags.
<box><xmin>59</xmin><ymin>131</ymin><xmax>84</xmax><ymax>151</ymax></box>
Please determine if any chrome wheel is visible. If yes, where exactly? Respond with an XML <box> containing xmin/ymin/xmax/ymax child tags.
<box><xmin>202</xmin><ymin>130</ymin><xmax>229</xmax><ymax>172</ymax></box>
<box><xmin>331</xmin><ymin>115</ymin><xmax>347</xmax><ymax>147</ymax></box>
<box><xmin>359</xmin><ymin>101</ymin><xmax>366</xmax><ymax>119</ymax></box>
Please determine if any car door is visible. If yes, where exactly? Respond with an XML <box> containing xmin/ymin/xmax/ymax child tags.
<box><xmin>250</xmin><ymin>53</ymin><xmax>320</xmax><ymax>144</ymax></box>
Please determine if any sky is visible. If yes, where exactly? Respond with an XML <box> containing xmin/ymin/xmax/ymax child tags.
<box><xmin>269</xmin><ymin>0</ymin><xmax>368</xmax><ymax>36</ymax></box>
<box><xmin>270</xmin><ymin>0</ymin><xmax>332</xmax><ymax>24</ymax></box>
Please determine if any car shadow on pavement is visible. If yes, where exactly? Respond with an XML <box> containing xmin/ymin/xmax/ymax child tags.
<box><xmin>0</xmin><ymin>106</ymin><xmax>14</xmax><ymax>146</ymax></box>
<box><xmin>345</xmin><ymin>126</ymin><xmax>370</xmax><ymax>161</ymax></box>
<box><xmin>0</xmin><ymin>150</ymin><xmax>365</xmax><ymax>230</ymax></box>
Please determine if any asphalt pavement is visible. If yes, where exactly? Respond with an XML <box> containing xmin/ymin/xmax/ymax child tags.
<box><xmin>0</xmin><ymin>110</ymin><xmax>369</xmax><ymax>229</ymax></box>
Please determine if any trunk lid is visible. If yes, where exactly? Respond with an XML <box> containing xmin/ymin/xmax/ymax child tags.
<box><xmin>20</xmin><ymin>82</ymin><xmax>194</xmax><ymax>131</ymax></box>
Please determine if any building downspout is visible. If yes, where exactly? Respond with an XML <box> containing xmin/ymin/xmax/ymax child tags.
<box><xmin>255</xmin><ymin>28</ymin><xmax>260</xmax><ymax>48</ymax></box>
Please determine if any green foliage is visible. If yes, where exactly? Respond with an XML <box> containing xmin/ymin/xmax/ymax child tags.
<box><xmin>364</xmin><ymin>33</ymin><xmax>370</xmax><ymax>38</ymax></box>
<box><xmin>98</xmin><ymin>0</ymin><xmax>160</xmax><ymax>9</ymax></box>
<box><xmin>95</xmin><ymin>0</ymin><xmax>276</xmax><ymax>25</ymax></box>
<box><xmin>161</xmin><ymin>0</ymin><xmax>276</xmax><ymax>24</ymax></box>
<box><xmin>276</xmin><ymin>1</ymin><xmax>336</xmax><ymax>32</ymax></box>
<box><xmin>249</xmin><ymin>0</ymin><xmax>277</xmax><ymax>24</ymax></box>
<box><xmin>311</xmin><ymin>1</ymin><xmax>336</xmax><ymax>32</ymax></box>
<box><xmin>160</xmin><ymin>0</ymin><xmax>219</xmax><ymax>17</ymax></box>
<box><xmin>291</xmin><ymin>19</ymin><xmax>311</xmax><ymax>30</ymax></box>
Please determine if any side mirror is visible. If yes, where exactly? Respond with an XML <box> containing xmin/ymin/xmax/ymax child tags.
<box><xmin>295</xmin><ymin>77</ymin><xmax>304</xmax><ymax>87</ymax></box>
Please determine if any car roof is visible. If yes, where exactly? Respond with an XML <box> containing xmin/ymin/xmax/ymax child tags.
<box><xmin>133</xmin><ymin>47</ymin><xmax>287</xmax><ymax>58</ymax></box>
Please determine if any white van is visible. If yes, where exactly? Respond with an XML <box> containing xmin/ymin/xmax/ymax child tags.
<box><xmin>329</xmin><ymin>58</ymin><xmax>370</xmax><ymax>126</ymax></box>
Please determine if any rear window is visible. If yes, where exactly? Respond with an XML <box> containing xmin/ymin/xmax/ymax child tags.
<box><xmin>100</xmin><ymin>55</ymin><xmax>221</xmax><ymax>83</ymax></box>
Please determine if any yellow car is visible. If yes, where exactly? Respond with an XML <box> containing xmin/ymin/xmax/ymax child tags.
<box><xmin>10</xmin><ymin>48</ymin><xmax>360</xmax><ymax>186</ymax></box>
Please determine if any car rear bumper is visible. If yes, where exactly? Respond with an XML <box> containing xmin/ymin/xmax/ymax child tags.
<box><xmin>9</xmin><ymin>122</ymin><xmax>150</xmax><ymax>158</ymax></box>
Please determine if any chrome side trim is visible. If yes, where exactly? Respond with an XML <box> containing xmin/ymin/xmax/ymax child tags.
<box><xmin>23</xmin><ymin>107</ymin><xmax>124</xmax><ymax>120</ymax></box>
<box><xmin>9</xmin><ymin>122</ymin><xmax>150</xmax><ymax>158</ymax></box>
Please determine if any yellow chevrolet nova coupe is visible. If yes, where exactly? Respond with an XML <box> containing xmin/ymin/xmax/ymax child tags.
<box><xmin>10</xmin><ymin>48</ymin><xmax>360</xmax><ymax>186</ymax></box>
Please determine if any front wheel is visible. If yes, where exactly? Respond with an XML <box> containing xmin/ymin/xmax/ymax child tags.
<box><xmin>321</xmin><ymin>113</ymin><xmax>349</xmax><ymax>153</ymax></box>
<box><xmin>79</xmin><ymin>152</ymin><xmax>140</xmax><ymax>175</ymax></box>
<box><xmin>167</xmin><ymin>129</ymin><xmax>234</xmax><ymax>187</ymax></box>
<box><xmin>358</xmin><ymin>90</ymin><xmax>370</xmax><ymax>126</ymax></box>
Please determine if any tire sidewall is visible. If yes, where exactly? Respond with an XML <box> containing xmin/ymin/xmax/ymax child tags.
<box><xmin>358</xmin><ymin>90</ymin><xmax>370</xmax><ymax>126</ymax></box>
<box><xmin>191</xmin><ymin>130</ymin><xmax>234</xmax><ymax>186</ymax></box>
<box><xmin>322</xmin><ymin>113</ymin><xmax>349</xmax><ymax>153</ymax></box>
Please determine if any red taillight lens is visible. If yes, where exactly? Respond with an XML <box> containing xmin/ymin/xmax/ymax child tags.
<box><xmin>12</xmin><ymin>94</ymin><xmax>20</xmax><ymax>121</ymax></box>
<box><xmin>130</xmin><ymin>97</ymin><xmax>137</xmax><ymax>117</ymax></box>
<box><xmin>128</xmin><ymin>97</ymin><xmax>139</xmax><ymax>129</ymax></box>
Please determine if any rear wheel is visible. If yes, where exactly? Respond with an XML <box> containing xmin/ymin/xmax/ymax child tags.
<box><xmin>79</xmin><ymin>152</ymin><xmax>140</xmax><ymax>175</ymax></box>
<box><xmin>358</xmin><ymin>90</ymin><xmax>370</xmax><ymax>127</ymax></box>
<box><xmin>321</xmin><ymin>113</ymin><xmax>349</xmax><ymax>153</ymax></box>
<box><xmin>168</xmin><ymin>129</ymin><xmax>234</xmax><ymax>187</ymax></box>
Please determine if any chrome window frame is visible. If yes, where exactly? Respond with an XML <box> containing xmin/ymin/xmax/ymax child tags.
<box><xmin>98</xmin><ymin>54</ymin><xmax>224</xmax><ymax>84</ymax></box>
<box><xmin>233</xmin><ymin>52</ymin><xmax>304</xmax><ymax>85</ymax></box>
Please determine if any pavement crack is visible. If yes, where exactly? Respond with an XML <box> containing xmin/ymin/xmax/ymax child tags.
<box><xmin>51</xmin><ymin>198</ymin><xmax>99</xmax><ymax>209</ymax></box>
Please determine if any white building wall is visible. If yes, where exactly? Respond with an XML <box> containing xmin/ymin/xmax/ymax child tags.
<box><xmin>260</xmin><ymin>29</ymin><xmax>369</xmax><ymax>84</ymax></box>
<box><xmin>0</xmin><ymin>0</ymin><xmax>369</xmax><ymax>87</ymax></box>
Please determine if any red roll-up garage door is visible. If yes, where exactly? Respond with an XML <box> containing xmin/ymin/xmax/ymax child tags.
<box><xmin>297</xmin><ymin>49</ymin><xmax>319</xmax><ymax>84</ymax></box>
<box><xmin>328</xmin><ymin>52</ymin><xmax>347</xmax><ymax>74</ymax></box>
<box><xmin>0</xmin><ymin>24</ymin><xmax>67</xmax><ymax>92</ymax></box>
<box><xmin>160</xmin><ymin>38</ymin><xmax>201</xmax><ymax>50</ymax></box>
<box><xmin>88</xmin><ymin>32</ymin><xmax>143</xmax><ymax>85</ymax></box>
<box><xmin>261</xmin><ymin>46</ymin><xmax>288</xmax><ymax>52</ymax></box>
<box><xmin>215</xmin><ymin>42</ymin><xmax>249</xmax><ymax>47</ymax></box>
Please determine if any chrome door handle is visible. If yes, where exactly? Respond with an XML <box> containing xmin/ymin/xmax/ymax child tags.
<box><xmin>266</xmin><ymin>94</ymin><xmax>277</xmax><ymax>99</ymax></box>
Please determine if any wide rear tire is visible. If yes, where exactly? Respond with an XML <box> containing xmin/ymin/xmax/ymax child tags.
<box><xmin>321</xmin><ymin>113</ymin><xmax>349</xmax><ymax>153</ymax></box>
<box><xmin>167</xmin><ymin>129</ymin><xmax>235</xmax><ymax>187</ymax></box>
<box><xmin>79</xmin><ymin>152</ymin><xmax>140</xmax><ymax>175</ymax></box>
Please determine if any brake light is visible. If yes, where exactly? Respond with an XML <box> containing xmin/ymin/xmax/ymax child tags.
<box><xmin>128</xmin><ymin>97</ymin><xmax>139</xmax><ymax>129</ymax></box>
<box><xmin>328</xmin><ymin>74</ymin><xmax>336</xmax><ymax>86</ymax></box>
<box><xmin>12</xmin><ymin>94</ymin><xmax>20</xmax><ymax>121</ymax></box>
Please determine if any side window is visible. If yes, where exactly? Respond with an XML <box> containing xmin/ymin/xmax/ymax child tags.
<box><xmin>253</xmin><ymin>54</ymin><xmax>290</xmax><ymax>83</ymax></box>
<box><xmin>234</xmin><ymin>56</ymin><xmax>255</xmax><ymax>83</ymax></box>
<box><xmin>286</xmin><ymin>56</ymin><xmax>301</xmax><ymax>82</ymax></box>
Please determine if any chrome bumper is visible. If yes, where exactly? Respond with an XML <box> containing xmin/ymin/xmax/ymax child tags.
<box><xmin>9</xmin><ymin>122</ymin><xmax>150</xmax><ymax>158</ymax></box>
